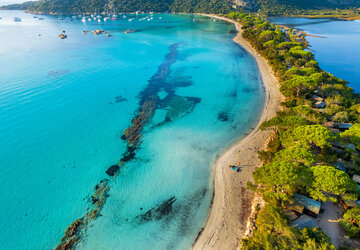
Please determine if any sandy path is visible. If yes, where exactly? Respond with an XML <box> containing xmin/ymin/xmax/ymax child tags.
<box><xmin>192</xmin><ymin>15</ymin><xmax>283</xmax><ymax>250</ymax></box>
<box><xmin>315</xmin><ymin>202</ymin><xmax>344</xmax><ymax>248</ymax></box>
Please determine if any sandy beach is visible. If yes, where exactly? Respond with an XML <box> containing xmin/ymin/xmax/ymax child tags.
<box><xmin>193</xmin><ymin>15</ymin><xmax>283</xmax><ymax>250</ymax></box>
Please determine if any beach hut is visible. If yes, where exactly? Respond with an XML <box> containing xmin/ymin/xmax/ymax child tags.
<box><xmin>294</xmin><ymin>193</ymin><xmax>321</xmax><ymax>217</ymax></box>
<box><xmin>291</xmin><ymin>215</ymin><xmax>317</xmax><ymax>229</ymax></box>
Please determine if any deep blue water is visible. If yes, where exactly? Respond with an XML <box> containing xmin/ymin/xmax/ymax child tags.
<box><xmin>0</xmin><ymin>10</ymin><xmax>264</xmax><ymax>249</ymax></box>
<box><xmin>269</xmin><ymin>17</ymin><xmax>360</xmax><ymax>92</ymax></box>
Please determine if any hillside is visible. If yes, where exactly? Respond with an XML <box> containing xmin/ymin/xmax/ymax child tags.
<box><xmin>2</xmin><ymin>0</ymin><xmax>360</xmax><ymax>15</ymax></box>
<box><xmin>2</xmin><ymin>0</ymin><xmax>234</xmax><ymax>14</ymax></box>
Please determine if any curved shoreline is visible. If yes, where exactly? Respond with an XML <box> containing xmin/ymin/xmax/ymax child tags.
<box><xmin>193</xmin><ymin>15</ymin><xmax>282</xmax><ymax>250</ymax></box>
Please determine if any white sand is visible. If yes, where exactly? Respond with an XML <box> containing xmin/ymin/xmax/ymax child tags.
<box><xmin>193</xmin><ymin>15</ymin><xmax>283</xmax><ymax>250</ymax></box>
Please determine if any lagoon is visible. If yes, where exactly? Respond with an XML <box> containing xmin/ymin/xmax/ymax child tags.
<box><xmin>269</xmin><ymin>17</ymin><xmax>360</xmax><ymax>91</ymax></box>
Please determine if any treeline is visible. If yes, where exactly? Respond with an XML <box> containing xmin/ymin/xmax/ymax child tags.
<box><xmin>3</xmin><ymin>0</ymin><xmax>233</xmax><ymax>14</ymax></box>
<box><xmin>227</xmin><ymin>12</ymin><xmax>360</xmax><ymax>248</ymax></box>
<box><xmin>247</xmin><ymin>0</ymin><xmax>360</xmax><ymax>16</ymax></box>
<box><xmin>3</xmin><ymin>0</ymin><xmax>360</xmax><ymax>16</ymax></box>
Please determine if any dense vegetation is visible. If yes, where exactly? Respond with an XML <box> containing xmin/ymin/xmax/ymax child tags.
<box><xmin>248</xmin><ymin>0</ymin><xmax>360</xmax><ymax>16</ymax></box>
<box><xmin>242</xmin><ymin>204</ymin><xmax>335</xmax><ymax>249</ymax></box>
<box><xmin>1</xmin><ymin>0</ymin><xmax>233</xmax><ymax>14</ymax></box>
<box><xmin>2</xmin><ymin>0</ymin><xmax>360</xmax><ymax>16</ymax></box>
<box><xmin>227</xmin><ymin>12</ymin><xmax>360</xmax><ymax>248</ymax></box>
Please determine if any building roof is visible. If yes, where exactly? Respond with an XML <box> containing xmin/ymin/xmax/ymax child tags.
<box><xmin>353</xmin><ymin>174</ymin><xmax>360</xmax><ymax>184</ymax></box>
<box><xmin>286</xmin><ymin>201</ymin><xmax>304</xmax><ymax>214</ymax></box>
<box><xmin>336</xmin><ymin>123</ymin><xmax>353</xmax><ymax>129</ymax></box>
<box><xmin>294</xmin><ymin>193</ymin><xmax>321</xmax><ymax>215</ymax></box>
<box><xmin>335</xmin><ymin>162</ymin><xmax>346</xmax><ymax>172</ymax></box>
<box><xmin>291</xmin><ymin>215</ymin><xmax>317</xmax><ymax>229</ymax></box>
<box><xmin>283</xmin><ymin>209</ymin><xmax>299</xmax><ymax>221</ymax></box>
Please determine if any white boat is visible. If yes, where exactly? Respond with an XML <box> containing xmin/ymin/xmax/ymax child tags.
<box><xmin>72</xmin><ymin>16</ymin><xmax>77</xmax><ymax>19</ymax></box>
<box><xmin>88</xmin><ymin>18</ymin><xmax>91</xmax><ymax>21</ymax></box>
<box><xmin>33</xmin><ymin>16</ymin><xmax>38</xmax><ymax>18</ymax></box>
<box><xmin>13</xmin><ymin>17</ymin><xmax>22</xmax><ymax>22</ymax></box>
<box><xmin>96</xmin><ymin>15</ymin><xmax>102</xmax><ymax>19</ymax></box>
<box><xmin>39</xmin><ymin>17</ymin><xmax>44</xmax><ymax>20</ymax></box>
<box><xmin>98</xmin><ymin>19</ymin><xmax>101</xmax><ymax>23</ymax></box>
<box><xmin>104</xmin><ymin>17</ymin><xmax>110</xmax><ymax>21</ymax></box>
<box><xmin>82</xmin><ymin>17</ymin><xmax>86</xmax><ymax>22</ymax></box>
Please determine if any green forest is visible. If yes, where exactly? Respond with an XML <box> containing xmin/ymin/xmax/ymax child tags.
<box><xmin>2</xmin><ymin>0</ymin><xmax>360</xmax><ymax>15</ymax></box>
<box><xmin>2</xmin><ymin>0</ymin><xmax>234</xmax><ymax>14</ymax></box>
<box><xmin>228</xmin><ymin>12</ymin><xmax>360</xmax><ymax>248</ymax></box>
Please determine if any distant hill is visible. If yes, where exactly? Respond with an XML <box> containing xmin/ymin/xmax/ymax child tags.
<box><xmin>0</xmin><ymin>1</ymin><xmax>37</xmax><ymax>10</ymax></box>
<box><xmin>1</xmin><ymin>0</ymin><xmax>233</xmax><ymax>14</ymax></box>
<box><xmin>1</xmin><ymin>0</ymin><xmax>359</xmax><ymax>15</ymax></box>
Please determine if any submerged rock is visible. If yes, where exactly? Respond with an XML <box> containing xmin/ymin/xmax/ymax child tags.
<box><xmin>105</xmin><ymin>164</ymin><xmax>120</xmax><ymax>177</ymax></box>
<box><xmin>91</xmin><ymin>29</ymin><xmax>106</xmax><ymax>35</ymax></box>
<box><xmin>55</xmin><ymin>180</ymin><xmax>110</xmax><ymax>250</ymax></box>
<box><xmin>115</xmin><ymin>95</ymin><xmax>127</xmax><ymax>103</ymax></box>
<box><xmin>138</xmin><ymin>196</ymin><xmax>176</xmax><ymax>222</ymax></box>
<box><xmin>218</xmin><ymin>111</ymin><xmax>228</xmax><ymax>122</ymax></box>
<box><xmin>58</xmin><ymin>33</ymin><xmax>67</xmax><ymax>39</ymax></box>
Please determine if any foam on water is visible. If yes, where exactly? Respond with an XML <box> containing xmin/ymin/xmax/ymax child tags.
<box><xmin>0</xmin><ymin>11</ymin><xmax>264</xmax><ymax>249</ymax></box>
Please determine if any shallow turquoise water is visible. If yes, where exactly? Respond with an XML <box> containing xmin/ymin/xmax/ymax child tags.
<box><xmin>0</xmin><ymin>10</ymin><xmax>264</xmax><ymax>249</ymax></box>
<box><xmin>269</xmin><ymin>17</ymin><xmax>360</xmax><ymax>92</ymax></box>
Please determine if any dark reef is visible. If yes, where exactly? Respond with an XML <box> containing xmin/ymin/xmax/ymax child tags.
<box><xmin>55</xmin><ymin>43</ymin><xmax>201</xmax><ymax>249</ymax></box>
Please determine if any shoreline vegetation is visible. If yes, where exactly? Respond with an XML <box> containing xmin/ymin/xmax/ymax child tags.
<box><xmin>197</xmin><ymin>11</ymin><xmax>360</xmax><ymax>249</ymax></box>
<box><xmin>2</xmin><ymin>0</ymin><xmax>360</xmax><ymax>21</ymax></box>
<box><xmin>193</xmin><ymin>14</ymin><xmax>283</xmax><ymax>250</ymax></box>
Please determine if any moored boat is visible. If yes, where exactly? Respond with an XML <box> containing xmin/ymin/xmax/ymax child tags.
<box><xmin>13</xmin><ymin>17</ymin><xmax>22</xmax><ymax>22</ymax></box>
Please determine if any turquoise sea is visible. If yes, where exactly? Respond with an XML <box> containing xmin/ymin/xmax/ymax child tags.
<box><xmin>0</xmin><ymin>10</ymin><xmax>264</xmax><ymax>249</ymax></box>
<box><xmin>269</xmin><ymin>17</ymin><xmax>360</xmax><ymax>91</ymax></box>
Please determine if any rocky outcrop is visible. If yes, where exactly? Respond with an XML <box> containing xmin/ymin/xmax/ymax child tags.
<box><xmin>55</xmin><ymin>180</ymin><xmax>110</xmax><ymax>250</ymax></box>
